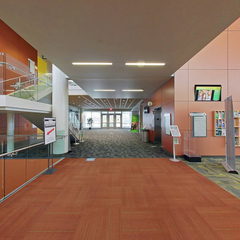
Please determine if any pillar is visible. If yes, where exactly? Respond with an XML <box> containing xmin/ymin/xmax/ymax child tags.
<box><xmin>52</xmin><ymin>65</ymin><xmax>69</xmax><ymax>154</ymax></box>
<box><xmin>7</xmin><ymin>112</ymin><xmax>15</xmax><ymax>152</ymax></box>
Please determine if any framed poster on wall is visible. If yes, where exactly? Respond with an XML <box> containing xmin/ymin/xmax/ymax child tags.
<box><xmin>190</xmin><ymin>112</ymin><xmax>207</xmax><ymax>137</ymax></box>
<box><xmin>164</xmin><ymin>113</ymin><xmax>171</xmax><ymax>135</ymax></box>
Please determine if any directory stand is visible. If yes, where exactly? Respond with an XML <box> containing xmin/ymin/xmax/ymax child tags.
<box><xmin>43</xmin><ymin>118</ymin><xmax>57</xmax><ymax>174</ymax></box>
<box><xmin>169</xmin><ymin>125</ymin><xmax>181</xmax><ymax>162</ymax></box>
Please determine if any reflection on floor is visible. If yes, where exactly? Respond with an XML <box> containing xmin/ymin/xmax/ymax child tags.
<box><xmin>185</xmin><ymin>157</ymin><xmax>240</xmax><ymax>198</ymax></box>
<box><xmin>66</xmin><ymin>129</ymin><xmax>169</xmax><ymax>158</ymax></box>
<box><xmin>1</xmin><ymin>158</ymin><xmax>240</xmax><ymax>239</ymax></box>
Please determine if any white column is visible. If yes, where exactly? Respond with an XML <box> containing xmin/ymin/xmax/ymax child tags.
<box><xmin>52</xmin><ymin>65</ymin><xmax>69</xmax><ymax>154</ymax></box>
<box><xmin>7</xmin><ymin>112</ymin><xmax>15</xmax><ymax>152</ymax></box>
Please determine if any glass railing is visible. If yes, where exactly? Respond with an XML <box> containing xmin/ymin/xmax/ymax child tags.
<box><xmin>2</xmin><ymin>74</ymin><xmax>52</xmax><ymax>103</ymax></box>
<box><xmin>0</xmin><ymin>135</ymin><xmax>67</xmax><ymax>202</ymax></box>
<box><xmin>0</xmin><ymin>52</ymin><xmax>52</xmax><ymax>103</ymax></box>
<box><xmin>0</xmin><ymin>134</ymin><xmax>44</xmax><ymax>155</ymax></box>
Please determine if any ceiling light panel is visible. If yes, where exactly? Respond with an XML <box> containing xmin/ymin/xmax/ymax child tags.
<box><xmin>125</xmin><ymin>62</ymin><xmax>165</xmax><ymax>66</ymax></box>
<box><xmin>94</xmin><ymin>89</ymin><xmax>116</xmax><ymax>92</ymax></box>
<box><xmin>122</xmin><ymin>89</ymin><xmax>144</xmax><ymax>92</ymax></box>
<box><xmin>72</xmin><ymin>62</ymin><xmax>113</xmax><ymax>66</ymax></box>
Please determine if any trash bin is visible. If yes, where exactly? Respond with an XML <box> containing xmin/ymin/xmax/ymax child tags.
<box><xmin>142</xmin><ymin>129</ymin><xmax>149</xmax><ymax>143</ymax></box>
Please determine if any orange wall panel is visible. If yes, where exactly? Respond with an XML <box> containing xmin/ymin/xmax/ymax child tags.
<box><xmin>174</xmin><ymin>17</ymin><xmax>240</xmax><ymax>156</ymax></box>
<box><xmin>143</xmin><ymin>78</ymin><xmax>174</xmax><ymax>153</ymax></box>
<box><xmin>0</xmin><ymin>19</ymin><xmax>37</xmax><ymax>66</ymax></box>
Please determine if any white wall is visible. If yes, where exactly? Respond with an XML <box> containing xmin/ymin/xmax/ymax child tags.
<box><xmin>52</xmin><ymin>65</ymin><xmax>69</xmax><ymax>154</ymax></box>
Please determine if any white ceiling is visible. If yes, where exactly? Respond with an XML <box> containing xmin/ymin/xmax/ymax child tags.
<box><xmin>0</xmin><ymin>1</ymin><xmax>240</xmax><ymax>98</ymax></box>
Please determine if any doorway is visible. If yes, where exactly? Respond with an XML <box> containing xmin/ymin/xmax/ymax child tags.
<box><xmin>154</xmin><ymin>107</ymin><xmax>162</xmax><ymax>144</ymax></box>
<box><xmin>101</xmin><ymin>112</ymin><xmax>122</xmax><ymax>128</ymax></box>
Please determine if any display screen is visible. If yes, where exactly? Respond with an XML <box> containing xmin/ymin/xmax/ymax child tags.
<box><xmin>195</xmin><ymin>85</ymin><xmax>221</xmax><ymax>101</ymax></box>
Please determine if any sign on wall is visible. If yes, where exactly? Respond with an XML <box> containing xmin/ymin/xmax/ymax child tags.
<box><xmin>190</xmin><ymin>112</ymin><xmax>207</xmax><ymax>137</ymax></box>
<box><xmin>44</xmin><ymin>118</ymin><xmax>56</xmax><ymax>145</ymax></box>
<box><xmin>164</xmin><ymin>113</ymin><xmax>171</xmax><ymax>135</ymax></box>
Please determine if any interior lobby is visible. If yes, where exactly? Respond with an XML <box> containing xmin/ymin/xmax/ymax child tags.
<box><xmin>1</xmin><ymin>1</ymin><xmax>240</xmax><ymax>239</ymax></box>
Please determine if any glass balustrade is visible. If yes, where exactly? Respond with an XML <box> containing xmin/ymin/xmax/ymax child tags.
<box><xmin>0</xmin><ymin>52</ymin><xmax>52</xmax><ymax>104</ymax></box>
<box><xmin>0</xmin><ymin>135</ymin><xmax>67</xmax><ymax>202</ymax></box>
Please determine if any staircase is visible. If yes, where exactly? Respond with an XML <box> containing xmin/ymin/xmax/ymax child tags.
<box><xmin>7</xmin><ymin>73</ymin><xmax>52</xmax><ymax>103</ymax></box>
<box><xmin>0</xmin><ymin>56</ymin><xmax>81</xmax><ymax>144</ymax></box>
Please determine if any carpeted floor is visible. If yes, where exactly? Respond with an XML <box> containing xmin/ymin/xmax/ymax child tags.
<box><xmin>66</xmin><ymin>129</ymin><xmax>169</xmax><ymax>158</ymax></box>
<box><xmin>1</xmin><ymin>158</ymin><xmax>240</xmax><ymax>239</ymax></box>
<box><xmin>185</xmin><ymin>157</ymin><xmax>240</xmax><ymax>198</ymax></box>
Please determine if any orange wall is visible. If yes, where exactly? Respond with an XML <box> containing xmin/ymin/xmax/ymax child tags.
<box><xmin>0</xmin><ymin>19</ymin><xmax>37</xmax><ymax>66</ymax></box>
<box><xmin>143</xmin><ymin>78</ymin><xmax>175</xmax><ymax>153</ymax></box>
<box><xmin>0</xmin><ymin>113</ymin><xmax>37</xmax><ymax>136</ymax></box>
<box><xmin>0</xmin><ymin>19</ymin><xmax>38</xmax><ymax>94</ymax></box>
<box><xmin>14</xmin><ymin>114</ymin><xmax>37</xmax><ymax>136</ymax></box>
<box><xmin>174</xmin><ymin>17</ymin><xmax>240</xmax><ymax>156</ymax></box>
<box><xmin>0</xmin><ymin>114</ymin><xmax>7</xmax><ymax>135</ymax></box>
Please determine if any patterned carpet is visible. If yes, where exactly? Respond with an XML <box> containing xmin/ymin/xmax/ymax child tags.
<box><xmin>66</xmin><ymin>129</ymin><xmax>240</xmax><ymax>199</ymax></box>
<box><xmin>66</xmin><ymin>129</ymin><xmax>169</xmax><ymax>158</ymax></box>
<box><xmin>184</xmin><ymin>157</ymin><xmax>240</xmax><ymax>198</ymax></box>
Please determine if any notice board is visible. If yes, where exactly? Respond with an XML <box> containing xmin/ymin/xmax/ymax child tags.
<box><xmin>44</xmin><ymin>118</ymin><xmax>56</xmax><ymax>145</ymax></box>
<box><xmin>190</xmin><ymin>113</ymin><xmax>207</xmax><ymax>137</ymax></box>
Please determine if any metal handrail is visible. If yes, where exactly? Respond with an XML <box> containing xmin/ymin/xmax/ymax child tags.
<box><xmin>0</xmin><ymin>135</ymin><xmax>68</xmax><ymax>158</ymax></box>
<box><xmin>1</xmin><ymin>74</ymin><xmax>34</xmax><ymax>83</ymax></box>
<box><xmin>0</xmin><ymin>61</ymin><xmax>29</xmax><ymax>75</ymax></box>
<box><xmin>0</xmin><ymin>142</ymin><xmax>44</xmax><ymax>158</ymax></box>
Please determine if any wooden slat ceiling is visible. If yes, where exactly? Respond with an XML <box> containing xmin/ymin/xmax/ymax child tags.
<box><xmin>69</xmin><ymin>95</ymin><xmax>142</xmax><ymax>110</ymax></box>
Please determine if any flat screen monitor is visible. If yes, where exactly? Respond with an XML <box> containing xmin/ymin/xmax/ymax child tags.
<box><xmin>195</xmin><ymin>85</ymin><xmax>221</xmax><ymax>101</ymax></box>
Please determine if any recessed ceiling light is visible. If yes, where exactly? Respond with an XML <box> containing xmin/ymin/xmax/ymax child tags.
<box><xmin>72</xmin><ymin>62</ymin><xmax>113</xmax><ymax>66</ymax></box>
<box><xmin>122</xmin><ymin>89</ymin><xmax>144</xmax><ymax>92</ymax></box>
<box><xmin>94</xmin><ymin>89</ymin><xmax>116</xmax><ymax>92</ymax></box>
<box><xmin>125</xmin><ymin>62</ymin><xmax>165</xmax><ymax>66</ymax></box>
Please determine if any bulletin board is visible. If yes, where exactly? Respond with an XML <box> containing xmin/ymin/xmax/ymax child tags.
<box><xmin>190</xmin><ymin>112</ymin><xmax>207</xmax><ymax>137</ymax></box>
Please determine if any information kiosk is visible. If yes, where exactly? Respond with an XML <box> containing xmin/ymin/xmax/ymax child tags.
<box><xmin>169</xmin><ymin>125</ymin><xmax>181</xmax><ymax>162</ymax></box>
<box><xmin>44</xmin><ymin>118</ymin><xmax>56</xmax><ymax>174</ymax></box>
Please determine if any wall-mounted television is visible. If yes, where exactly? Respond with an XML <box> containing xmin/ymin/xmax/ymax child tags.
<box><xmin>195</xmin><ymin>85</ymin><xmax>222</xmax><ymax>101</ymax></box>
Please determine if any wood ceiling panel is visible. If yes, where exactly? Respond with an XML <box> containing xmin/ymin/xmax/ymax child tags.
<box><xmin>69</xmin><ymin>96</ymin><xmax>142</xmax><ymax>110</ymax></box>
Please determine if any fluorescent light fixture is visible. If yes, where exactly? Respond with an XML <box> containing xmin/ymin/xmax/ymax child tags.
<box><xmin>125</xmin><ymin>62</ymin><xmax>165</xmax><ymax>66</ymax></box>
<box><xmin>72</xmin><ymin>62</ymin><xmax>112</xmax><ymax>66</ymax></box>
<box><xmin>94</xmin><ymin>89</ymin><xmax>116</xmax><ymax>92</ymax></box>
<box><xmin>122</xmin><ymin>89</ymin><xmax>144</xmax><ymax>92</ymax></box>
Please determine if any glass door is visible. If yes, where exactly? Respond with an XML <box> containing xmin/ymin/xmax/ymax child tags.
<box><xmin>109</xmin><ymin>114</ymin><xmax>115</xmax><ymax>128</ymax></box>
<box><xmin>102</xmin><ymin>114</ymin><xmax>108</xmax><ymax>128</ymax></box>
<box><xmin>115</xmin><ymin>114</ymin><xmax>122</xmax><ymax>128</ymax></box>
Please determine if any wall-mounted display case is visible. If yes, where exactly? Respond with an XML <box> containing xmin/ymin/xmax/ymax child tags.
<box><xmin>214</xmin><ymin>110</ymin><xmax>240</xmax><ymax>147</ymax></box>
<box><xmin>214</xmin><ymin>111</ymin><xmax>226</xmax><ymax>136</ymax></box>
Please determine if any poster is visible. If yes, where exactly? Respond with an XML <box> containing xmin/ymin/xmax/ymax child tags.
<box><xmin>190</xmin><ymin>113</ymin><xmax>207</xmax><ymax>137</ymax></box>
<box><xmin>164</xmin><ymin>113</ymin><xmax>171</xmax><ymax>135</ymax></box>
<box><xmin>44</xmin><ymin>118</ymin><xmax>56</xmax><ymax>145</ymax></box>
<box><xmin>131</xmin><ymin>114</ymin><xmax>139</xmax><ymax>132</ymax></box>
<box><xmin>170</xmin><ymin>125</ymin><xmax>181</xmax><ymax>137</ymax></box>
